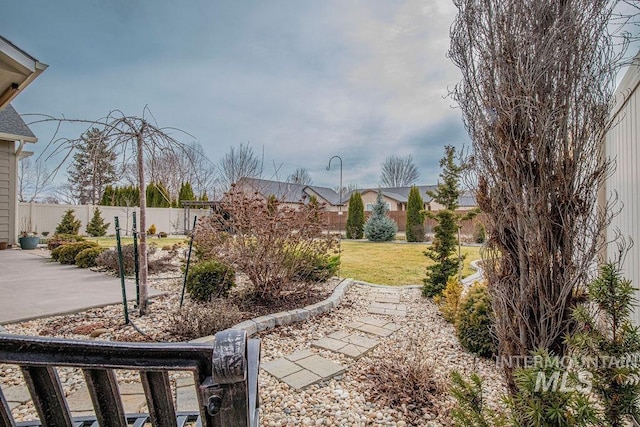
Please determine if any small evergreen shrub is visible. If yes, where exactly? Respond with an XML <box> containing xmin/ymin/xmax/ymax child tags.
<box><xmin>456</xmin><ymin>282</ymin><xmax>497</xmax><ymax>358</ymax></box>
<box><xmin>47</xmin><ymin>233</ymin><xmax>85</xmax><ymax>251</ymax></box>
<box><xmin>55</xmin><ymin>209</ymin><xmax>82</xmax><ymax>235</ymax></box>
<box><xmin>147</xmin><ymin>224</ymin><xmax>157</xmax><ymax>235</ymax></box>
<box><xmin>434</xmin><ymin>276</ymin><xmax>463</xmax><ymax>323</ymax></box>
<box><xmin>86</xmin><ymin>208</ymin><xmax>110</xmax><ymax>237</ymax></box>
<box><xmin>56</xmin><ymin>241</ymin><xmax>100</xmax><ymax>265</ymax></box>
<box><xmin>473</xmin><ymin>222</ymin><xmax>486</xmax><ymax>243</ymax></box>
<box><xmin>75</xmin><ymin>247</ymin><xmax>107</xmax><ymax>268</ymax></box>
<box><xmin>186</xmin><ymin>260</ymin><xmax>235</xmax><ymax>302</ymax></box>
<box><xmin>364</xmin><ymin>191</ymin><xmax>397</xmax><ymax>242</ymax></box>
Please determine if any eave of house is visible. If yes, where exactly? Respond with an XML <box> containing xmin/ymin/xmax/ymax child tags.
<box><xmin>0</xmin><ymin>36</ymin><xmax>48</xmax><ymax>109</ymax></box>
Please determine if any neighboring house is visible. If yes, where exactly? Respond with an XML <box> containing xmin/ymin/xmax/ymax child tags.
<box><xmin>604</xmin><ymin>50</ymin><xmax>640</xmax><ymax>324</ymax></box>
<box><xmin>0</xmin><ymin>35</ymin><xmax>47</xmax><ymax>247</ymax></box>
<box><xmin>234</xmin><ymin>177</ymin><xmax>342</xmax><ymax>211</ymax></box>
<box><xmin>234</xmin><ymin>178</ymin><xmax>477</xmax><ymax>213</ymax></box>
<box><xmin>354</xmin><ymin>186</ymin><xmax>477</xmax><ymax>212</ymax></box>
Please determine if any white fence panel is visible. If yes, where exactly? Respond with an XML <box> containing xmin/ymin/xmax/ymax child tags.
<box><xmin>606</xmin><ymin>52</ymin><xmax>640</xmax><ymax>325</ymax></box>
<box><xmin>17</xmin><ymin>202</ymin><xmax>210</xmax><ymax>237</ymax></box>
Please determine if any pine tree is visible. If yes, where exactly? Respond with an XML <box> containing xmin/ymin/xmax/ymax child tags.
<box><xmin>86</xmin><ymin>207</ymin><xmax>110</xmax><ymax>237</ymax></box>
<box><xmin>178</xmin><ymin>182</ymin><xmax>196</xmax><ymax>207</ymax></box>
<box><xmin>364</xmin><ymin>191</ymin><xmax>397</xmax><ymax>242</ymax></box>
<box><xmin>569</xmin><ymin>260</ymin><xmax>640</xmax><ymax>426</ymax></box>
<box><xmin>423</xmin><ymin>146</ymin><xmax>471</xmax><ymax>297</ymax></box>
<box><xmin>67</xmin><ymin>128</ymin><xmax>117</xmax><ymax>205</ymax></box>
<box><xmin>406</xmin><ymin>186</ymin><xmax>425</xmax><ymax>242</ymax></box>
<box><xmin>346</xmin><ymin>192</ymin><xmax>365</xmax><ymax>239</ymax></box>
<box><xmin>55</xmin><ymin>209</ymin><xmax>82</xmax><ymax>235</ymax></box>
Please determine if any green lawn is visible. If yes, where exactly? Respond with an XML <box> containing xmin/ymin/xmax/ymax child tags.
<box><xmin>339</xmin><ymin>240</ymin><xmax>481</xmax><ymax>286</ymax></box>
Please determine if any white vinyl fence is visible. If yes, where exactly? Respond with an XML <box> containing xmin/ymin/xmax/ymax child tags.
<box><xmin>605</xmin><ymin>51</ymin><xmax>640</xmax><ymax>324</ymax></box>
<box><xmin>18</xmin><ymin>202</ymin><xmax>210</xmax><ymax>237</ymax></box>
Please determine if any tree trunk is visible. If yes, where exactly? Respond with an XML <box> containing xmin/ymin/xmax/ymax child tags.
<box><xmin>137</xmin><ymin>131</ymin><xmax>149</xmax><ymax>315</ymax></box>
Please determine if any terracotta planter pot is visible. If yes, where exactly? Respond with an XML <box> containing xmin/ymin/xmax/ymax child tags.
<box><xmin>0</xmin><ymin>242</ymin><xmax>7</xmax><ymax>250</ymax></box>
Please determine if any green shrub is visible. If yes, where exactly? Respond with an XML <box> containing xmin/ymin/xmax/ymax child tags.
<box><xmin>55</xmin><ymin>209</ymin><xmax>81</xmax><ymax>235</ymax></box>
<box><xmin>434</xmin><ymin>276</ymin><xmax>463</xmax><ymax>323</ymax></box>
<box><xmin>456</xmin><ymin>282</ymin><xmax>497</xmax><ymax>358</ymax></box>
<box><xmin>292</xmin><ymin>253</ymin><xmax>340</xmax><ymax>283</ymax></box>
<box><xmin>473</xmin><ymin>222</ymin><xmax>486</xmax><ymax>244</ymax></box>
<box><xmin>48</xmin><ymin>233</ymin><xmax>85</xmax><ymax>250</ymax></box>
<box><xmin>86</xmin><ymin>208</ymin><xmax>109</xmax><ymax>237</ymax></box>
<box><xmin>56</xmin><ymin>241</ymin><xmax>100</xmax><ymax>265</ymax></box>
<box><xmin>75</xmin><ymin>247</ymin><xmax>107</xmax><ymax>268</ymax></box>
<box><xmin>186</xmin><ymin>260</ymin><xmax>235</xmax><ymax>302</ymax></box>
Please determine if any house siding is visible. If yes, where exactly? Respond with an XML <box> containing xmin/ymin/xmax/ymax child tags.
<box><xmin>0</xmin><ymin>140</ymin><xmax>13</xmax><ymax>245</ymax></box>
<box><xmin>605</xmin><ymin>54</ymin><xmax>640</xmax><ymax>324</ymax></box>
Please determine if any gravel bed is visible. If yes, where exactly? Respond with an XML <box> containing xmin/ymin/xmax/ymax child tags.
<box><xmin>1</xmin><ymin>271</ymin><xmax>507</xmax><ymax>425</ymax></box>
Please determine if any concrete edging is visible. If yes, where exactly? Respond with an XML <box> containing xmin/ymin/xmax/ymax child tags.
<box><xmin>191</xmin><ymin>278</ymin><xmax>354</xmax><ymax>344</ymax></box>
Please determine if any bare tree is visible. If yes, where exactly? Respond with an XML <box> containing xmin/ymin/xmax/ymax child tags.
<box><xmin>32</xmin><ymin>108</ymin><xmax>193</xmax><ymax>315</ymax></box>
<box><xmin>17</xmin><ymin>157</ymin><xmax>53</xmax><ymax>203</ymax></box>
<box><xmin>287</xmin><ymin>168</ymin><xmax>313</xmax><ymax>185</ymax></box>
<box><xmin>217</xmin><ymin>142</ymin><xmax>263</xmax><ymax>194</ymax></box>
<box><xmin>379</xmin><ymin>154</ymin><xmax>419</xmax><ymax>187</ymax></box>
<box><xmin>449</xmin><ymin>0</ymin><xmax>637</xmax><ymax>388</ymax></box>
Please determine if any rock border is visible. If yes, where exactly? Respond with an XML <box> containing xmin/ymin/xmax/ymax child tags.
<box><xmin>191</xmin><ymin>278</ymin><xmax>354</xmax><ymax>344</ymax></box>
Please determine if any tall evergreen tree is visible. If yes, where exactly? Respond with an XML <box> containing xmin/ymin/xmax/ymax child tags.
<box><xmin>67</xmin><ymin>128</ymin><xmax>117</xmax><ymax>205</ymax></box>
<box><xmin>406</xmin><ymin>186</ymin><xmax>425</xmax><ymax>242</ymax></box>
<box><xmin>346</xmin><ymin>192</ymin><xmax>365</xmax><ymax>239</ymax></box>
<box><xmin>178</xmin><ymin>182</ymin><xmax>196</xmax><ymax>207</ymax></box>
<box><xmin>423</xmin><ymin>146</ymin><xmax>470</xmax><ymax>297</ymax></box>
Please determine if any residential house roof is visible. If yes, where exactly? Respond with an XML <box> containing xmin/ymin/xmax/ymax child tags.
<box><xmin>0</xmin><ymin>103</ymin><xmax>36</xmax><ymax>142</ymax></box>
<box><xmin>235</xmin><ymin>177</ymin><xmax>341</xmax><ymax>205</ymax></box>
<box><xmin>0</xmin><ymin>35</ymin><xmax>48</xmax><ymax>109</ymax></box>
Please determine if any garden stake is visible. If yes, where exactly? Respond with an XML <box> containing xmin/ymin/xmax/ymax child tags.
<box><xmin>180</xmin><ymin>215</ymin><xmax>197</xmax><ymax>308</ymax></box>
<box><xmin>132</xmin><ymin>211</ymin><xmax>140</xmax><ymax>307</ymax></box>
<box><xmin>115</xmin><ymin>216</ymin><xmax>130</xmax><ymax>324</ymax></box>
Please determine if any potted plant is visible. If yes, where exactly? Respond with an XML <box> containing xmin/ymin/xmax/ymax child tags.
<box><xmin>19</xmin><ymin>217</ymin><xmax>40</xmax><ymax>250</ymax></box>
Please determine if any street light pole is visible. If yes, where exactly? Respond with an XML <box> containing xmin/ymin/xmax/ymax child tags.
<box><xmin>327</xmin><ymin>155</ymin><xmax>343</xmax><ymax>235</ymax></box>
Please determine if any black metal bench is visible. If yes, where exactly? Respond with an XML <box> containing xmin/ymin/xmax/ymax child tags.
<box><xmin>0</xmin><ymin>329</ymin><xmax>260</xmax><ymax>427</ymax></box>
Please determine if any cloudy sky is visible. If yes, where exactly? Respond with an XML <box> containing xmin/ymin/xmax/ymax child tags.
<box><xmin>5</xmin><ymin>1</ymin><xmax>478</xmax><ymax>190</ymax></box>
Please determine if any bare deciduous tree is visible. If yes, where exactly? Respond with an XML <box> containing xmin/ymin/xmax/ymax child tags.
<box><xmin>379</xmin><ymin>154</ymin><xmax>419</xmax><ymax>187</ymax></box>
<box><xmin>217</xmin><ymin>142</ymin><xmax>263</xmax><ymax>194</ymax></box>
<box><xmin>449</xmin><ymin>0</ymin><xmax>637</xmax><ymax>389</ymax></box>
<box><xmin>32</xmin><ymin>108</ymin><xmax>193</xmax><ymax>315</ymax></box>
<box><xmin>287</xmin><ymin>168</ymin><xmax>313</xmax><ymax>185</ymax></box>
<box><xmin>18</xmin><ymin>157</ymin><xmax>53</xmax><ymax>203</ymax></box>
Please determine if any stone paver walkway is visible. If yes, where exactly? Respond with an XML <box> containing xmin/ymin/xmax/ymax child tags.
<box><xmin>261</xmin><ymin>349</ymin><xmax>347</xmax><ymax>390</ymax></box>
<box><xmin>261</xmin><ymin>287</ymin><xmax>408</xmax><ymax>390</ymax></box>
<box><xmin>346</xmin><ymin>316</ymin><xmax>401</xmax><ymax>337</ymax></box>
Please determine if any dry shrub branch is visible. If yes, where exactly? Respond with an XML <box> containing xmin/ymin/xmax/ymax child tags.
<box><xmin>195</xmin><ymin>188</ymin><xmax>338</xmax><ymax>301</ymax></box>
<box><xmin>449</xmin><ymin>0</ymin><xmax>637</xmax><ymax>389</ymax></box>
